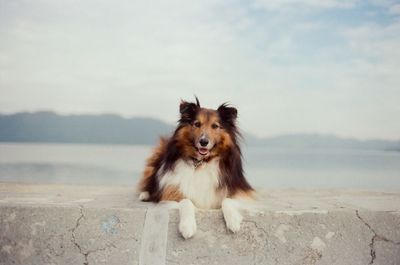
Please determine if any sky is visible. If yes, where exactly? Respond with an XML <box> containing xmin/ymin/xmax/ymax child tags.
<box><xmin>1</xmin><ymin>0</ymin><xmax>400</xmax><ymax>140</ymax></box>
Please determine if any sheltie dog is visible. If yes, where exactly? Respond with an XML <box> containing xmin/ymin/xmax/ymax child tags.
<box><xmin>137</xmin><ymin>98</ymin><xmax>254</xmax><ymax>239</ymax></box>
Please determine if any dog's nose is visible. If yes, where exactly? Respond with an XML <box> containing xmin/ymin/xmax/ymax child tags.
<box><xmin>199</xmin><ymin>138</ymin><xmax>209</xmax><ymax>147</ymax></box>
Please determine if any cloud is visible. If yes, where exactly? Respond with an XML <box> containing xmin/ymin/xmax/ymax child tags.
<box><xmin>0</xmin><ymin>0</ymin><xmax>399</xmax><ymax>139</ymax></box>
<box><xmin>389</xmin><ymin>3</ymin><xmax>400</xmax><ymax>15</ymax></box>
<box><xmin>251</xmin><ymin>0</ymin><xmax>358</xmax><ymax>11</ymax></box>
<box><xmin>341</xmin><ymin>21</ymin><xmax>400</xmax><ymax>66</ymax></box>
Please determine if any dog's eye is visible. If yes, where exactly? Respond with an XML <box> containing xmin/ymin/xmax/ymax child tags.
<box><xmin>211</xmin><ymin>123</ymin><xmax>219</xmax><ymax>129</ymax></box>
<box><xmin>194</xmin><ymin>121</ymin><xmax>201</xmax><ymax>128</ymax></box>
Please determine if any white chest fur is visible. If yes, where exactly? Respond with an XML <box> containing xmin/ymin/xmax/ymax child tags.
<box><xmin>159</xmin><ymin>159</ymin><xmax>224</xmax><ymax>209</ymax></box>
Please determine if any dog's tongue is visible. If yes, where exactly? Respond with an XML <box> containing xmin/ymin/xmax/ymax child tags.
<box><xmin>198</xmin><ymin>148</ymin><xmax>209</xmax><ymax>155</ymax></box>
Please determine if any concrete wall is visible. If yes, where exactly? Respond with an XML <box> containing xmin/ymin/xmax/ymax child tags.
<box><xmin>1</xmin><ymin>183</ymin><xmax>399</xmax><ymax>265</ymax></box>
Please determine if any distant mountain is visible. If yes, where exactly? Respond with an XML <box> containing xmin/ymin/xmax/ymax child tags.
<box><xmin>0</xmin><ymin>112</ymin><xmax>399</xmax><ymax>151</ymax></box>
<box><xmin>0</xmin><ymin>111</ymin><xmax>173</xmax><ymax>145</ymax></box>
<box><xmin>245</xmin><ymin>133</ymin><xmax>400</xmax><ymax>151</ymax></box>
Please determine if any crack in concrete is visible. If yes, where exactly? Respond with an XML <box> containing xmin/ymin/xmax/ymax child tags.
<box><xmin>71</xmin><ymin>206</ymin><xmax>88</xmax><ymax>265</ymax></box>
<box><xmin>376</xmin><ymin>236</ymin><xmax>400</xmax><ymax>245</ymax></box>
<box><xmin>355</xmin><ymin>210</ymin><xmax>377</xmax><ymax>265</ymax></box>
<box><xmin>70</xmin><ymin>207</ymin><xmax>117</xmax><ymax>265</ymax></box>
<box><xmin>355</xmin><ymin>210</ymin><xmax>400</xmax><ymax>265</ymax></box>
<box><xmin>242</xmin><ymin>220</ymin><xmax>269</xmax><ymax>264</ymax></box>
<box><xmin>243</xmin><ymin>220</ymin><xmax>268</xmax><ymax>235</ymax></box>
<box><xmin>242</xmin><ymin>220</ymin><xmax>269</xmax><ymax>251</ymax></box>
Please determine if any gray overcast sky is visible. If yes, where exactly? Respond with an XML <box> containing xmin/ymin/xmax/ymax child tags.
<box><xmin>1</xmin><ymin>0</ymin><xmax>400</xmax><ymax>140</ymax></box>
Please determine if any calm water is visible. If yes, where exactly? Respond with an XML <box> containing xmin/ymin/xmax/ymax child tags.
<box><xmin>0</xmin><ymin>143</ymin><xmax>400</xmax><ymax>190</ymax></box>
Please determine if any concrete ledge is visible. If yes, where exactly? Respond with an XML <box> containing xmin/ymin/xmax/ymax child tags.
<box><xmin>0</xmin><ymin>183</ymin><xmax>399</xmax><ymax>265</ymax></box>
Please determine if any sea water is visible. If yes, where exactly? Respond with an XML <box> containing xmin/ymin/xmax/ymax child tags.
<box><xmin>0</xmin><ymin>143</ymin><xmax>399</xmax><ymax>190</ymax></box>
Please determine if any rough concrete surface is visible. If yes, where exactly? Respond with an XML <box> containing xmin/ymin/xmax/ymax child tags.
<box><xmin>0</xmin><ymin>182</ymin><xmax>399</xmax><ymax>265</ymax></box>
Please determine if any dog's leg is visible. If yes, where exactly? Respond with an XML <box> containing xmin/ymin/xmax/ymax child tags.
<box><xmin>222</xmin><ymin>198</ymin><xmax>242</xmax><ymax>233</ymax></box>
<box><xmin>178</xmin><ymin>198</ymin><xmax>197</xmax><ymax>239</ymax></box>
<box><xmin>138</xmin><ymin>191</ymin><xmax>150</xmax><ymax>201</ymax></box>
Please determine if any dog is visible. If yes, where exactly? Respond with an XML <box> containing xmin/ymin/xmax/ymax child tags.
<box><xmin>137</xmin><ymin>98</ymin><xmax>254</xmax><ymax>239</ymax></box>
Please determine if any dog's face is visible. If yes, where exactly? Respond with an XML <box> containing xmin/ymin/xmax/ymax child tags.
<box><xmin>192</xmin><ymin>108</ymin><xmax>222</xmax><ymax>156</ymax></box>
<box><xmin>177</xmin><ymin>99</ymin><xmax>238</xmax><ymax>160</ymax></box>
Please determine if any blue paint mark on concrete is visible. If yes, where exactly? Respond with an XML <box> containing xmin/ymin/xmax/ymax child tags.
<box><xmin>101</xmin><ymin>215</ymin><xmax>120</xmax><ymax>235</ymax></box>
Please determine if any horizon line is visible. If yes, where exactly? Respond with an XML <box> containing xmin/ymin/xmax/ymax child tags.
<box><xmin>1</xmin><ymin>110</ymin><xmax>399</xmax><ymax>142</ymax></box>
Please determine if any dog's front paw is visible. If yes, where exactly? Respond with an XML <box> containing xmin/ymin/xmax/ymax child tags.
<box><xmin>222</xmin><ymin>199</ymin><xmax>243</xmax><ymax>233</ymax></box>
<box><xmin>138</xmin><ymin>191</ymin><xmax>150</xmax><ymax>201</ymax></box>
<box><xmin>179</xmin><ymin>217</ymin><xmax>197</xmax><ymax>239</ymax></box>
<box><xmin>224</xmin><ymin>210</ymin><xmax>243</xmax><ymax>233</ymax></box>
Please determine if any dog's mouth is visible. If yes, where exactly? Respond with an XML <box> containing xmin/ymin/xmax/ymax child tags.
<box><xmin>197</xmin><ymin>147</ymin><xmax>209</xmax><ymax>156</ymax></box>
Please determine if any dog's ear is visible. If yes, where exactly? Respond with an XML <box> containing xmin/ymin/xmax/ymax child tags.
<box><xmin>218</xmin><ymin>103</ymin><xmax>237</xmax><ymax>127</ymax></box>
<box><xmin>179</xmin><ymin>100</ymin><xmax>199</xmax><ymax>123</ymax></box>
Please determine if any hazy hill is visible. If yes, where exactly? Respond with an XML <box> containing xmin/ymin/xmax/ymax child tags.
<box><xmin>0</xmin><ymin>111</ymin><xmax>173</xmax><ymax>145</ymax></box>
<box><xmin>0</xmin><ymin>112</ymin><xmax>399</xmax><ymax>150</ymax></box>
<box><xmin>245</xmin><ymin>133</ymin><xmax>400</xmax><ymax>151</ymax></box>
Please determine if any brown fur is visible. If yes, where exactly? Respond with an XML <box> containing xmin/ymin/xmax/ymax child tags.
<box><xmin>137</xmin><ymin>137</ymin><xmax>167</xmax><ymax>197</ymax></box>
<box><xmin>231</xmin><ymin>189</ymin><xmax>255</xmax><ymax>200</ymax></box>
<box><xmin>160</xmin><ymin>185</ymin><xmax>184</xmax><ymax>201</ymax></box>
